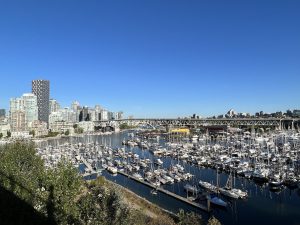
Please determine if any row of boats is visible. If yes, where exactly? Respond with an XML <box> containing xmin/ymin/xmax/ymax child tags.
<box><xmin>124</xmin><ymin>130</ymin><xmax>300</xmax><ymax>191</ymax></box>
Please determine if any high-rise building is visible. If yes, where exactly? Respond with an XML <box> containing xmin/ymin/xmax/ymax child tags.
<box><xmin>49</xmin><ymin>99</ymin><xmax>60</xmax><ymax>114</ymax></box>
<box><xmin>10</xmin><ymin>97</ymin><xmax>23</xmax><ymax>129</ymax></box>
<box><xmin>10</xmin><ymin>110</ymin><xmax>26</xmax><ymax>132</ymax></box>
<box><xmin>22</xmin><ymin>93</ymin><xmax>38</xmax><ymax>127</ymax></box>
<box><xmin>9</xmin><ymin>97</ymin><xmax>23</xmax><ymax>114</ymax></box>
<box><xmin>100</xmin><ymin>109</ymin><xmax>108</xmax><ymax>121</ymax></box>
<box><xmin>71</xmin><ymin>101</ymin><xmax>80</xmax><ymax>112</ymax></box>
<box><xmin>32</xmin><ymin>80</ymin><xmax>50</xmax><ymax>124</ymax></box>
<box><xmin>79</xmin><ymin>107</ymin><xmax>90</xmax><ymax>122</ymax></box>
<box><xmin>0</xmin><ymin>109</ymin><xmax>5</xmax><ymax>118</ymax></box>
<box><xmin>95</xmin><ymin>105</ymin><xmax>102</xmax><ymax>121</ymax></box>
<box><xmin>9</xmin><ymin>93</ymin><xmax>38</xmax><ymax>130</ymax></box>
<box><xmin>71</xmin><ymin>101</ymin><xmax>81</xmax><ymax>122</ymax></box>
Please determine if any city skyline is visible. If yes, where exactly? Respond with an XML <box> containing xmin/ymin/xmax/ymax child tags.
<box><xmin>1</xmin><ymin>78</ymin><xmax>299</xmax><ymax>119</ymax></box>
<box><xmin>0</xmin><ymin>1</ymin><xmax>299</xmax><ymax>117</ymax></box>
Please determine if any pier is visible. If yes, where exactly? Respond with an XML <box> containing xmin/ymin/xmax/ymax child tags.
<box><xmin>117</xmin><ymin>170</ymin><xmax>211</xmax><ymax>212</ymax></box>
<box><xmin>79</xmin><ymin>154</ymin><xmax>211</xmax><ymax>212</ymax></box>
<box><xmin>81</xmin><ymin>157</ymin><xmax>97</xmax><ymax>177</ymax></box>
<box><xmin>79</xmin><ymin>158</ymin><xmax>211</xmax><ymax>212</ymax></box>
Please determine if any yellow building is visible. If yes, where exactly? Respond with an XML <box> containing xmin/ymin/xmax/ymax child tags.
<box><xmin>169</xmin><ymin>128</ymin><xmax>190</xmax><ymax>135</ymax></box>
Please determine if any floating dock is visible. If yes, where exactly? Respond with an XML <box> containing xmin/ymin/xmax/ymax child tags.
<box><xmin>81</xmin><ymin>157</ymin><xmax>97</xmax><ymax>177</ymax></box>
<box><xmin>81</xmin><ymin>159</ymin><xmax>210</xmax><ymax>212</ymax></box>
<box><xmin>117</xmin><ymin>170</ymin><xmax>211</xmax><ymax>212</ymax></box>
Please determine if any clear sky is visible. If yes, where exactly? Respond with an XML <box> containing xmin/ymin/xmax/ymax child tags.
<box><xmin>0</xmin><ymin>0</ymin><xmax>299</xmax><ymax>118</ymax></box>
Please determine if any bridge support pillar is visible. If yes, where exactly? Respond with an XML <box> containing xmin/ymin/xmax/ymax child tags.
<box><xmin>282</xmin><ymin>121</ymin><xmax>286</xmax><ymax>130</ymax></box>
<box><xmin>279</xmin><ymin>121</ymin><xmax>283</xmax><ymax>131</ymax></box>
<box><xmin>166</xmin><ymin>125</ymin><xmax>172</xmax><ymax>133</ymax></box>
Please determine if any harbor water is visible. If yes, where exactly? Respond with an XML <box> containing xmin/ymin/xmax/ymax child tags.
<box><xmin>42</xmin><ymin>132</ymin><xmax>300</xmax><ymax>225</ymax></box>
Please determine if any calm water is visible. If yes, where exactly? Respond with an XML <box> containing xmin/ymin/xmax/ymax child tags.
<box><xmin>43</xmin><ymin>132</ymin><xmax>300</xmax><ymax>225</ymax></box>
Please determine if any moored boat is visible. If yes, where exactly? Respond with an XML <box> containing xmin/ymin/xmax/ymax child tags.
<box><xmin>107</xmin><ymin>166</ymin><xmax>118</xmax><ymax>174</ymax></box>
<box><xmin>184</xmin><ymin>184</ymin><xmax>200</xmax><ymax>194</ymax></box>
<box><xmin>207</xmin><ymin>194</ymin><xmax>227</xmax><ymax>207</ymax></box>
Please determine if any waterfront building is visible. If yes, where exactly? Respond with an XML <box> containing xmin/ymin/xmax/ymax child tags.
<box><xmin>11</xmin><ymin>131</ymin><xmax>30</xmax><ymax>139</ymax></box>
<box><xmin>49</xmin><ymin>108</ymin><xmax>77</xmax><ymax>125</ymax></box>
<box><xmin>79</xmin><ymin>107</ymin><xmax>90</xmax><ymax>122</ymax></box>
<box><xmin>226</xmin><ymin>109</ymin><xmax>237</xmax><ymax>118</ymax></box>
<box><xmin>100</xmin><ymin>109</ymin><xmax>109</xmax><ymax>121</ymax></box>
<box><xmin>238</xmin><ymin>112</ymin><xmax>249</xmax><ymax>118</ymax></box>
<box><xmin>95</xmin><ymin>105</ymin><xmax>102</xmax><ymax>120</ymax></box>
<box><xmin>71</xmin><ymin>101</ymin><xmax>81</xmax><ymax>122</ymax></box>
<box><xmin>32</xmin><ymin>79</ymin><xmax>50</xmax><ymax>124</ymax></box>
<box><xmin>60</xmin><ymin>108</ymin><xmax>77</xmax><ymax>123</ymax></box>
<box><xmin>10</xmin><ymin>94</ymin><xmax>38</xmax><ymax>129</ymax></box>
<box><xmin>49</xmin><ymin>112</ymin><xmax>63</xmax><ymax>125</ymax></box>
<box><xmin>88</xmin><ymin>108</ymin><xmax>97</xmax><ymax>121</ymax></box>
<box><xmin>170</xmin><ymin>128</ymin><xmax>190</xmax><ymax>136</ymax></box>
<box><xmin>9</xmin><ymin>97</ymin><xmax>23</xmax><ymax>115</ymax></box>
<box><xmin>22</xmin><ymin>93</ymin><xmax>38</xmax><ymax>127</ymax></box>
<box><xmin>116</xmin><ymin>111</ymin><xmax>123</xmax><ymax>120</ymax></box>
<box><xmin>49</xmin><ymin>99</ymin><xmax>60</xmax><ymax>114</ymax></box>
<box><xmin>293</xmin><ymin>110</ymin><xmax>300</xmax><ymax>117</ymax></box>
<box><xmin>0</xmin><ymin>116</ymin><xmax>5</xmax><ymax>123</ymax></box>
<box><xmin>49</xmin><ymin>121</ymin><xmax>74</xmax><ymax>134</ymax></box>
<box><xmin>108</xmin><ymin>111</ymin><xmax>114</xmax><ymax>120</ymax></box>
<box><xmin>95</xmin><ymin>105</ymin><xmax>102</xmax><ymax>112</ymax></box>
<box><xmin>106</xmin><ymin>111</ymin><xmax>123</xmax><ymax>120</ymax></box>
<box><xmin>31</xmin><ymin>120</ymin><xmax>48</xmax><ymax>137</ymax></box>
<box><xmin>10</xmin><ymin>110</ymin><xmax>26</xmax><ymax>132</ymax></box>
<box><xmin>286</xmin><ymin>109</ymin><xmax>293</xmax><ymax>117</ymax></box>
<box><xmin>191</xmin><ymin>114</ymin><xmax>201</xmax><ymax>119</ymax></box>
<box><xmin>78</xmin><ymin>121</ymin><xmax>95</xmax><ymax>132</ymax></box>
<box><xmin>0</xmin><ymin>121</ymin><xmax>10</xmax><ymax>137</ymax></box>
<box><xmin>71</xmin><ymin>101</ymin><xmax>80</xmax><ymax>112</ymax></box>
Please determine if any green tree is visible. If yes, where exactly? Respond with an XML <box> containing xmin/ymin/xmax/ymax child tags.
<box><xmin>0</xmin><ymin>133</ymin><xmax>3</xmax><ymax>139</ymax></box>
<box><xmin>46</xmin><ymin>161</ymin><xmax>83</xmax><ymax>225</ymax></box>
<box><xmin>78</xmin><ymin>183</ymin><xmax>131</xmax><ymax>225</ymax></box>
<box><xmin>7</xmin><ymin>131</ymin><xmax>11</xmax><ymax>138</ymax></box>
<box><xmin>75</xmin><ymin>127</ymin><xmax>84</xmax><ymax>134</ymax></box>
<box><xmin>46</xmin><ymin>131</ymin><xmax>59</xmax><ymax>138</ymax></box>
<box><xmin>207</xmin><ymin>217</ymin><xmax>221</xmax><ymax>225</ymax></box>
<box><xmin>64</xmin><ymin>130</ymin><xmax>70</xmax><ymax>136</ymax></box>
<box><xmin>29</xmin><ymin>130</ymin><xmax>35</xmax><ymax>137</ymax></box>
<box><xmin>177</xmin><ymin>209</ymin><xmax>203</xmax><ymax>225</ymax></box>
<box><xmin>0</xmin><ymin>142</ymin><xmax>46</xmax><ymax>207</ymax></box>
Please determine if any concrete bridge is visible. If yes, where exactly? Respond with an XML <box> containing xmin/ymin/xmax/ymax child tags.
<box><xmin>94</xmin><ymin>118</ymin><xmax>300</xmax><ymax>131</ymax></box>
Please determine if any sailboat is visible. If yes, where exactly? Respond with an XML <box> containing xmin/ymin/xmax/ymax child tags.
<box><xmin>220</xmin><ymin>172</ymin><xmax>240</xmax><ymax>199</ymax></box>
<box><xmin>205</xmin><ymin>169</ymin><xmax>228</xmax><ymax>207</ymax></box>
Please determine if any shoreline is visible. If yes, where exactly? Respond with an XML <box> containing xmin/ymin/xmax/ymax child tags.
<box><xmin>102</xmin><ymin>178</ymin><xmax>179</xmax><ymax>221</ymax></box>
<box><xmin>32</xmin><ymin>129</ymin><xmax>129</xmax><ymax>143</ymax></box>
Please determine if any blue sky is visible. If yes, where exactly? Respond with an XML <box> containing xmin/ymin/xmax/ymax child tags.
<box><xmin>0</xmin><ymin>0</ymin><xmax>299</xmax><ymax>118</ymax></box>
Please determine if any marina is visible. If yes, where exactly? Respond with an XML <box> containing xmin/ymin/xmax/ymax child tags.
<box><xmin>1</xmin><ymin>2</ymin><xmax>300</xmax><ymax>224</ymax></box>
<box><xmin>35</xmin><ymin>129</ymin><xmax>300</xmax><ymax>225</ymax></box>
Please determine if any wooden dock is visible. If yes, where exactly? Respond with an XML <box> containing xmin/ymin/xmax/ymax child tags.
<box><xmin>81</xmin><ymin>157</ymin><xmax>97</xmax><ymax>176</ymax></box>
<box><xmin>117</xmin><ymin>170</ymin><xmax>211</xmax><ymax>212</ymax></box>
<box><xmin>81</xmin><ymin>158</ymin><xmax>94</xmax><ymax>171</ymax></box>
